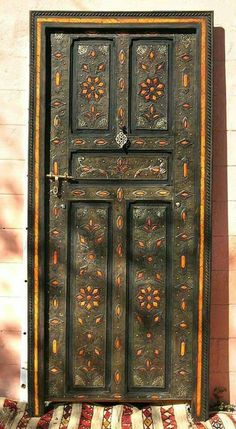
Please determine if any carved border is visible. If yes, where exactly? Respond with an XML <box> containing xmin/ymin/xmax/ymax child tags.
<box><xmin>28</xmin><ymin>10</ymin><xmax>213</xmax><ymax>419</ymax></box>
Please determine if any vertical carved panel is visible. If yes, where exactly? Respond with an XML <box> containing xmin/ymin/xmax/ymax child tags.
<box><xmin>132</xmin><ymin>41</ymin><xmax>169</xmax><ymax>131</ymax></box>
<box><xmin>128</xmin><ymin>204</ymin><xmax>168</xmax><ymax>389</ymax></box>
<box><xmin>116</xmin><ymin>36</ymin><xmax>129</xmax><ymax>131</ymax></box>
<box><xmin>74</xmin><ymin>41</ymin><xmax>111</xmax><ymax>130</ymax></box>
<box><xmin>48</xmin><ymin>33</ymin><xmax>71</xmax><ymax>397</ymax></box>
<box><xmin>68</xmin><ymin>203</ymin><xmax>112</xmax><ymax>389</ymax></box>
<box><xmin>171</xmin><ymin>33</ymin><xmax>197</xmax><ymax>398</ymax></box>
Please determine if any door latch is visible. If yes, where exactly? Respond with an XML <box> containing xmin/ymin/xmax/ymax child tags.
<box><xmin>46</xmin><ymin>172</ymin><xmax>74</xmax><ymax>197</ymax></box>
<box><xmin>115</xmin><ymin>126</ymin><xmax>131</xmax><ymax>154</ymax></box>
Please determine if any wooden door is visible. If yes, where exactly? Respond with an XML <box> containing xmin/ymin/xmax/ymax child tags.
<box><xmin>28</xmin><ymin>12</ymin><xmax>213</xmax><ymax>420</ymax></box>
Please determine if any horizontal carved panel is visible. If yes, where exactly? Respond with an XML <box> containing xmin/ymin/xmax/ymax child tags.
<box><xmin>72</xmin><ymin>154</ymin><xmax>169</xmax><ymax>181</ymax></box>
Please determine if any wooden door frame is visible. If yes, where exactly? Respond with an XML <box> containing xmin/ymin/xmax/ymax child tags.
<box><xmin>28</xmin><ymin>10</ymin><xmax>213</xmax><ymax>419</ymax></box>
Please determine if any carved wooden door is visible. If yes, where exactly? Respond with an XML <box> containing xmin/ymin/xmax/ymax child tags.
<box><xmin>29</xmin><ymin>12</ymin><xmax>212</xmax><ymax>420</ymax></box>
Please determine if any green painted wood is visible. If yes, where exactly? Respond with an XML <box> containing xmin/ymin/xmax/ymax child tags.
<box><xmin>28</xmin><ymin>12</ymin><xmax>213</xmax><ymax>421</ymax></box>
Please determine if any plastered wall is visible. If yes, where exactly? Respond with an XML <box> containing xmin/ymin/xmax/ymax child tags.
<box><xmin>0</xmin><ymin>0</ymin><xmax>236</xmax><ymax>407</ymax></box>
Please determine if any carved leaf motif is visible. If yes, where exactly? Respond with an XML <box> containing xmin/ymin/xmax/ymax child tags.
<box><xmin>114</xmin><ymin>337</ymin><xmax>122</xmax><ymax>350</ymax></box>
<box><xmin>156</xmin><ymin>61</ymin><xmax>165</xmax><ymax>71</ymax></box>
<box><xmin>97</xmin><ymin>63</ymin><xmax>106</xmax><ymax>71</ymax></box>
<box><xmin>119</xmin><ymin>78</ymin><xmax>125</xmax><ymax>91</ymax></box>
<box><xmin>117</xmin><ymin>188</ymin><xmax>124</xmax><ymax>201</ymax></box>
<box><xmin>140</xmin><ymin>63</ymin><xmax>149</xmax><ymax>71</ymax></box>
<box><xmin>115</xmin><ymin>305</ymin><xmax>121</xmax><ymax>318</ymax></box>
<box><xmin>82</xmin><ymin>63</ymin><xmax>89</xmax><ymax>72</ymax></box>
<box><xmin>116</xmin><ymin>216</ymin><xmax>123</xmax><ymax>230</ymax></box>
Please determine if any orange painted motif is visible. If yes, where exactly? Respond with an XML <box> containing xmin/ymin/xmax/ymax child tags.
<box><xmin>55</xmin><ymin>71</ymin><xmax>61</xmax><ymax>87</ymax></box>
<box><xmin>182</xmin><ymin>72</ymin><xmax>190</xmax><ymax>88</ymax></box>
<box><xmin>52</xmin><ymin>339</ymin><xmax>58</xmax><ymax>354</ymax></box>
<box><xmin>117</xmin><ymin>187</ymin><xmax>124</xmax><ymax>201</ymax></box>
<box><xmin>183</xmin><ymin>162</ymin><xmax>188</xmax><ymax>178</ymax></box>
<box><xmin>52</xmin><ymin>298</ymin><xmax>58</xmax><ymax>309</ymax></box>
<box><xmin>180</xmin><ymin>340</ymin><xmax>186</xmax><ymax>357</ymax></box>
<box><xmin>53</xmin><ymin>250</ymin><xmax>58</xmax><ymax>265</ymax></box>
<box><xmin>119</xmin><ymin>50</ymin><xmax>125</xmax><ymax>64</ymax></box>
<box><xmin>53</xmin><ymin>161</ymin><xmax>58</xmax><ymax>176</ymax></box>
<box><xmin>116</xmin><ymin>215</ymin><xmax>123</xmax><ymax>230</ymax></box>
<box><xmin>183</xmin><ymin>117</ymin><xmax>188</xmax><ymax>128</ymax></box>
<box><xmin>180</xmin><ymin>255</ymin><xmax>186</xmax><ymax>269</ymax></box>
<box><xmin>181</xmin><ymin>209</ymin><xmax>187</xmax><ymax>222</ymax></box>
<box><xmin>114</xmin><ymin>370</ymin><xmax>121</xmax><ymax>384</ymax></box>
<box><xmin>114</xmin><ymin>337</ymin><xmax>122</xmax><ymax>350</ymax></box>
<box><xmin>115</xmin><ymin>304</ymin><xmax>121</xmax><ymax>318</ymax></box>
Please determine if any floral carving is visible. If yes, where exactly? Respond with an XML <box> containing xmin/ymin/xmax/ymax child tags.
<box><xmin>113</xmin><ymin>158</ymin><xmax>130</xmax><ymax>174</ymax></box>
<box><xmin>142</xmin><ymin>104</ymin><xmax>162</xmax><ymax>123</ymax></box>
<box><xmin>81</xmin><ymin>76</ymin><xmax>105</xmax><ymax>101</ymax></box>
<box><xmin>143</xmin><ymin>217</ymin><xmax>159</xmax><ymax>233</ymax></box>
<box><xmin>84</xmin><ymin>105</ymin><xmax>103</xmax><ymax>123</ymax></box>
<box><xmin>76</xmin><ymin>285</ymin><xmax>100</xmax><ymax>311</ymax></box>
<box><xmin>137</xmin><ymin>285</ymin><xmax>160</xmax><ymax>311</ymax></box>
<box><xmin>139</xmin><ymin>77</ymin><xmax>165</xmax><ymax>102</ymax></box>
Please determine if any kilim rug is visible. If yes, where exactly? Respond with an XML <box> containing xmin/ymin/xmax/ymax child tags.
<box><xmin>0</xmin><ymin>398</ymin><xmax>236</xmax><ymax>428</ymax></box>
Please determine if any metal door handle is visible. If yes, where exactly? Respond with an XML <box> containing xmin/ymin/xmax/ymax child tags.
<box><xmin>46</xmin><ymin>172</ymin><xmax>75</xmax><ymax>197</ymax></box>
<box><xmin>115</xmin><ymin>126</ymin><xmax>131</xmax><ymax>153</ymax></box>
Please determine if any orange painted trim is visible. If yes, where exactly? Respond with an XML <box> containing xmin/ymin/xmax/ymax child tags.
<box><xmin>196</xmin><ymin>18</ymin><xmax>207</xmax><ymax>418</ymax></box>
<box><xmin>33</xmin><ymin>19</ymin><xmax>42</xmax><ymax>415</ymax></box>
<box><xmin>33</xmin><ymin>15</ymin><xmax>207</xmax><ymax>416</ymax></box>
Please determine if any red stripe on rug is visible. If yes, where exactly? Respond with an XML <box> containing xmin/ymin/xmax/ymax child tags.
<box><xmin>121</xmin><ymin>405</ymin><xmax>133</xmax><ymax>429</ymax></box>
<box><xmin>142</xmin><ymin>407</ymin><xmax>154</xmax><ymax>429</ymax></box>
<box><xmin>36</xmin><ymin>409</ymin><xmax>54</xmax><ymax>428</ymax></box>
<box><xmin>160</xmin><ymin>406</ymin><xmax>178</xmax><ymax>429</ymax></box>
<box><xmin>102</xmin><ymin>406</ymin><xmax>113</xmax><ymax>429</ymax></box>
<box><xmin>194</xmin><ymin>422</ymin><xmax>206</xmax><ymax>428</ymax></box>
<box><xmin>16</xmin><ymin>412</ymin><xmax>31</xmax><ymax>429</ymax></box>
<box><xmin>3</xmin><ymin>398</ymin><xmax>18</xmax><ymax>413</ymax></box>
<box><xmin>209</xmin><ymin>414</ymin><xmax>225</xmax><ymax>428</ymax></box>
<box><xmin>78</xmin><ymin>404</ymin><xmax>94</xmax><ymax>429</ymax></box>
<box><xmin>228</xmin><ymin>414</ymin><xmax>236</xmax><ymax>427</ymax></box>
<box><xmin>59</xmin><ymin>404</ymin><xmax>73</xmax><ymax>429</ymax></box>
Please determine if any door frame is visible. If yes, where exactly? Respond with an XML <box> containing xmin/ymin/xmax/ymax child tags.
<box><xmin>28</xmin><ymin>10</ymin><xmax>213</xmax><ymax>419</ymax></box>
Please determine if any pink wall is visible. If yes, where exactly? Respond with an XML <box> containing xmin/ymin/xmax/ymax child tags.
<box><xmin>0</xmin><ymin>1</ymin><xmax>236</xmax><ymax>408</ymax></box>
<box><xmin>209</xmin><ymin>28</ymin><xmax>236</xmax><ymax>405</ymax></box>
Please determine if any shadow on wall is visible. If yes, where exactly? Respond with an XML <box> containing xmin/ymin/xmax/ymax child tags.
<box><xmin>0</xmin><ymin>322</ymin><xmax>22</xmax><ymax>399</ymax></box>
<box><xmin>209</xmin><ymin>27</ymin><xmax>229</xmax><ymax>406</ymax></box>
<box><xmin>0</xmin><ymin>125</ymin><xmax>25</xmax><ymax>398</ymax></box>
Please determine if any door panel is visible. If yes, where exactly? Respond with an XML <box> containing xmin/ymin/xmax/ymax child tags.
<box><xmin>47</xmin><ymin>29</ymin><xmax>197</xmax><ymax>401</ymax></box>
<box><xmin>71</xmin><ymin>153</ymin><xmax>170</xmax><ymax>181</ymax></box>
<box><xmin>73</xmin><ymin>39</ymin><xmax>113</xmax><ymax>132</ymax></box>
<box><xmin>69</xmin><ymin>202</ymin><xmax>112</xmax><ymax>390</ymax></box>
<box><xmin>131</xmin><ymin>40</ymin><xmax>170</xmax><ymax>132</ymax></box>
<box><xmin>127</xmin><ymin>203</ymin><xmax>169</xmax><ymax>390</ymax></box>
<box><xmin>29</xmin><ymin>12</ymin><xmax>213</xmax><ymax>420</ymax></box>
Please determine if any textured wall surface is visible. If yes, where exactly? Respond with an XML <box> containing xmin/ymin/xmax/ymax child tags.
<box><xmin>0</xmin><ymin>0</ymin><xmax>235</xmax><ymax>407</ymax></box>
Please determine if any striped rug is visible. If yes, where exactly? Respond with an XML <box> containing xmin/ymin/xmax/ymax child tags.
<box><xmin>0</xmin><ymin>398</ymin><xmax>235</xmax><ymax>428</ymax></box>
